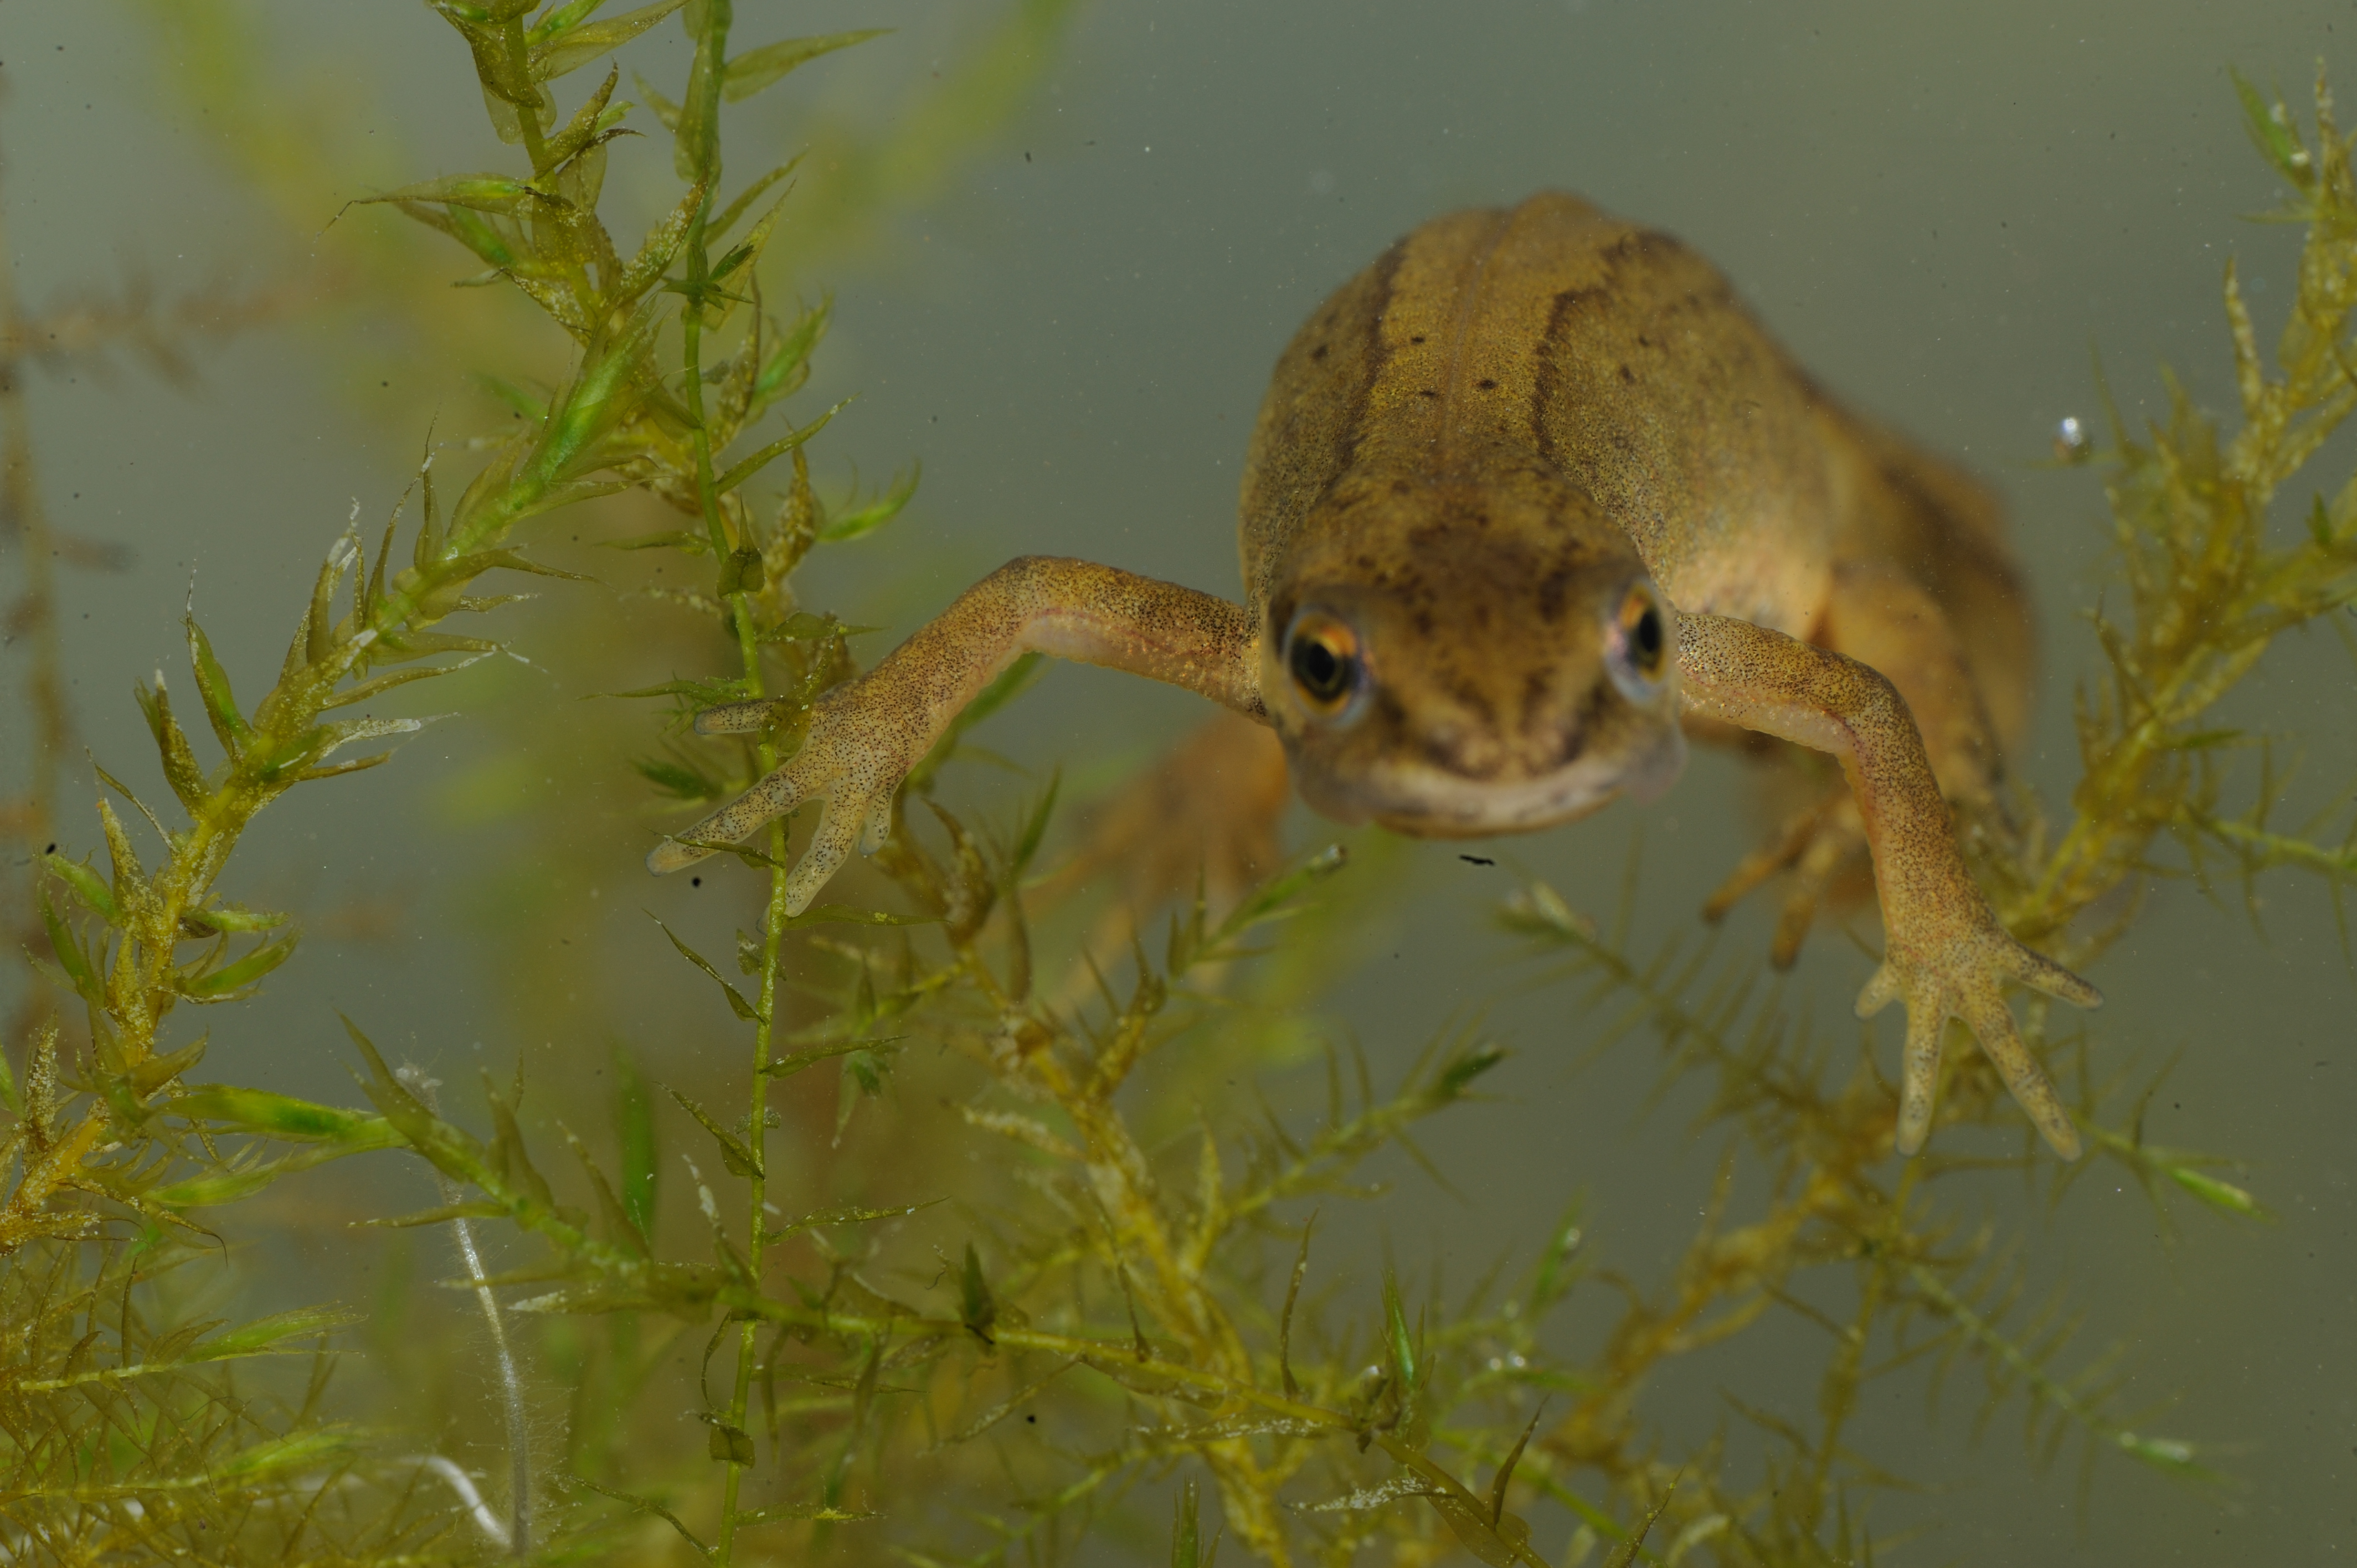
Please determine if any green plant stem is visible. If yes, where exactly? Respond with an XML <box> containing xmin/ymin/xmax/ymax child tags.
<box><xmin>500</xmin><ymin>16</ymin><xmax>554</xmax><ymax>179</ymax></box>
<box><xmin>662</xmin><ymin>7</ymin><xmax>770</xmax><ymax>1555</ymax></box>
<box><xmin>1901</xmin><ymin>1261</ymin><xmax>2207</xmax><ymax>1478</ymax></box>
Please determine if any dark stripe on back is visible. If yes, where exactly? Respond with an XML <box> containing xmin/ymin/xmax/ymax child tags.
<box><xmin>1326</xmin><ymin>237</ymin><xmax>1411</xmax><ymax>489</ymax></box>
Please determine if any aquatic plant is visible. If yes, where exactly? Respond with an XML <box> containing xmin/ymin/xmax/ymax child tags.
<box><xmin>4</xmin><ymin>13</ymin><xmax>2347</xmax><ymax>1564</ymax></box>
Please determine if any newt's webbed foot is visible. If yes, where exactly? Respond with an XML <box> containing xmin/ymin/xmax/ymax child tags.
<box><xmin>647</xmin><ymin>685</ymin><xmax>917</xmax><ymax>914</ymax></box>
<box><xmin>1702</xmin><ymin>792</ymin><xmax>1867</xmax><ymax>968</ymax></box>
<box><xmin>1855</xmin><ymin>920</ymin><xmax>2101</xmax><ymax>1159</ymax></box>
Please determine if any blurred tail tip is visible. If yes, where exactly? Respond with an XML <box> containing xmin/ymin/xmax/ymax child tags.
<box><xmin>647</xmin><ymin>842</ymin><xmax>701</xmax><ymax>876</ymax></box>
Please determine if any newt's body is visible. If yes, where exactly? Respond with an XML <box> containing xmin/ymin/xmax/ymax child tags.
<box><xmin>652</xmin><ymin>193</ymin><xmax>2099</xmax><ymax>1158</ymax></box>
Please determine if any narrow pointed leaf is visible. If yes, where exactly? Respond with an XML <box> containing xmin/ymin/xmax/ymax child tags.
<box><xmin>177</xmin><ymin>932</ymin><xmax>300</xmax><ymax>999</ymax></box>
<box><xmin>817</xmin><ymin>463</ymin><xmax>919</xmax><ymax>543</ymax></box>
<box><xmin>532</xmin><ymin>0</ymin><xmax>688</xmax><ymax>81</ymax></box>
<box><xmin>364</xmin><ymin>1201</ymin><xmax>511</xmax><ymax>1228</ymax></box>
<box><xmin>135</xmin><ymin>681</ymin><xmax>211</xmax><ymax>818</ymax></box>
<box><xmin>360</xmin><ymin>173</ymin><xmax>539</xmax><ymax>215</ymax></box>
<box><xmin>44</xmin><ymin>854</ymin><xmax>119</xmax><ymax>925</ymax></box>
<box><xmin>186</xmin><ymin>618</ymin><xmax>251</xmax><ymax>758</ymax></box>
<box><xmin>713</xmin><ymin>400</ymin><xmax>848</xmax><ymax>497</ymax></box>
<box><xmin>189</xmin><ymin>1304</ymin><xmax>365</xmax><ymax>1361</ymax></box>
<box><xmin>722</xmin><ymin>30</ymin><xmax>890</xmax><ymax>101</ymax></box>
<box><xmin>649</xmin><ymin>912</ymin><xmax>766</xmax><ymax>1022</ymax></box>
<box><xmin>667</xmin><ymin>1086</ymin><xmax>762</xmax><ymax>1179</ymax></box>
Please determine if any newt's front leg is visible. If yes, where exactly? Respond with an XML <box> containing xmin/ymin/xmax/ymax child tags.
<box><xmin>648</xmin><ymin>556</ymin><xmax>1265</xmax><ymax>912</ymax></box>
<box><xmin>1675</xmin><ymin>611</ymin><xmax>2099</xmax><ymax>1159</ymax></box>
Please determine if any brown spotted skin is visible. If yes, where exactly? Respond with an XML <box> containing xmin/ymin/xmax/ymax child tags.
<box><xmin>649</xmin><ymin>191</ymin><xmax>2099</xmax><ymax>1159</ymax></box>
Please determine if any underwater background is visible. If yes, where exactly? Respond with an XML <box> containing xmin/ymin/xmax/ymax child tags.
<box><xmin>4</xmin><ymin>0</ymin><xmax>2354</xmax><ymax>1561</ymax></box>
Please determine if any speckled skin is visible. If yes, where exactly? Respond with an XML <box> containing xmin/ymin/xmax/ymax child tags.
<box><xmin>649</xmin><ymin>192</ymin><xmax>2099</xmax><ymax>1159</ymax></box>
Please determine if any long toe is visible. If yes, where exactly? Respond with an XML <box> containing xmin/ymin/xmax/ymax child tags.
<box><xmin>784</xmin><ymin>796</ymin><xmax>867</xmax><ymax>915</ymax></box>
<box><xmin>1893</xmin><ymin>1000</ymin><xmax>1948</xmax><ymax>1156</ymax></box>
<box><xmin>1960</xmin><ymin>991</ymin><xmax>2080</xmax><ymax>1159</ymax></box>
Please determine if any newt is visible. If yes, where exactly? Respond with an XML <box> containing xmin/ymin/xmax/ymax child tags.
<box><xmin>650</xmin><ymin>192</ymin><xmax>2099</xmax><ymax>1159</ymax></box>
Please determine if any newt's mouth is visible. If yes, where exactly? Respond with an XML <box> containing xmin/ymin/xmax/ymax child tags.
<box><xmin>1290</xmin><ymin>721</ymin><xmax>1687</xmax><ymax>838</ymax></box>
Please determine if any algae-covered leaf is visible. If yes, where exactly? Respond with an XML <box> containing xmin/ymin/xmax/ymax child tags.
<box><xmin>705</xmin><ymin>1415</ymin><xmax>756</xmax><ymax>1464</ymax></box>
<box><xmin>723</xmin><ymin>30</ymin><xmax>890</xmax><ymax>102</ymax></box>
<box><xmin>511</xmin><ymin>1279</ymin><xmax>670</xmax><ymax>1314</ymax></box>
<box><xmin>186</xmin><ymin>616</ymin><xmax>251</xmax><ymax>758</ymax></box>
<box><xmin>364</xmin><ymin>1201</ymin><xmax>510</xmax><ymax>1229</ymax></box>
<box><xmin>188</xmin><ymin>1303</ymin><xmax>363</xmax><ymax>1361</ymax></box>
<box><xmin>707</xmin><ymin>189</ymin><xmax>789</xmax><ymax>285</ymax></box>
<box><xmin>1380</xmin><ymin>1263</ymin><xmax>1428</xmax><ymax>1448</ymax></box>
<box><xmin>526</xmin><ymin>0</ymin><xmax>611</xmax><ymax>45</ymax></box>
<box><xmin>760</xmin><ymin>1035</ymin><xmax>904</xmax><ymax>1079</ymax></box>
<box><xmin>959</xmin><ymin>1241</ymin><xmax>997</xmax><ymax>1345</ymax></box>
<box><xmin>532</xmin><ymin>0</ymin><xmax>687</xmax><ymax>82</ymax></box>
<box><xmin>176</xmin><ymin>932</ymin><xmax>299</xmax><ymax>1000</ymax></box>
<box><xmin>311</xmin><ymin>714</ymin><xmax>435</xmax><ymax>765</ymax></box>
<box><xmin>2233</xmin><ymin>69</ymin><xmax>2314</xmax><ymax>190</ymax></box>
<box><xmin>171</xmin><ymin>1085</ymin><xmax>393</xmax><ymax>1145</ymax></box>
<box><xmin>601</xmin><ymin>674</ymin><xmax>749</xmax><ymax>707</ymax></box>
<box><xmin>481</xmin><ymin>1071</ymin><xmax>559</xmax><ymax>1210</ymax></box>
<box><xmin>668</xmin><ymin>1086</ymin><xmax>762</xmax><ymax>1179</ymax></box>
<box><xmin>217</xmin><ymin>1427</ymin><xmax>359</xmax><ymax>1482</ymax></box>
<box><xmin>1170</xmin><ymin>1476</ymin><xmax>1214</xmax><ymax>1568</ymax></box>
<box><xmin>43</xmin><ymin>853</ymin><xmax>119</xmax><ymax>925</ymax></box>
<box><xmin>130</xmin><ymin>1033</ymin><xmax>210</xmax><ymax>1097</ymax></box>
<box><xmin>543</xmin><ymin>63</ymin><xmax>629</xmax><ymax>171</ymax></box>
<box><xmin>1301</xmin><ymin>1474</ymin><xmax>1429</xmax><ymax>1513</ymax></box>
<box><xmin>564</xmin><ymin>1127</ymin><xmax>651</xmax><ymax>1257</ymax></box>
<box><xmin>781</xmin><ymin>905</ymin><xmax>936</xmax><ymax>931</ymax></box>
<box><xmin>570</xmin><ymin>1476</ymin><xmax>715</xmax><ymax>1559</ymax></box>
<box><xmin>716</xmin><ymin>545</ymin><xmax>765</xmax><ymax>596</ymax></box>
<box><xmin>713</xmin><ymin>399</ymin><xmax>848</xmax><ymax>497</ymax></box>
<box><xmin>760</xmin><ymin>1198</ymin><xmax>936</xmax><ymax>1242</ymax></box>
<box><xmin>635</xmin><ymin>755</ymin><xmax>723</xmax><ymax>802</ymax></box>
<box><xmin>605</xmin><ymin>528</ymin><xmax>711</xmax><ymax>553</ymax></box>
<box><xmin>650</xmin><ymin>912</ymin><xmax>767</xmax><ymax>1022</ymax></box>
<box><xmin>1421</xmin><ymin>1487</ymin><xmax>1537</xmax><ymax>1568</ymax></box>
<box><xmin>361</xmin><ymin>173</ymin><xmax>541</xmax><ymax>216</ymax></box>
<box><xmin>37</xmin><ymin>886</ymin><xmax>102</xmax><ymax>1005</ymax></box>
<box><xmin>146</xmin><ymin>1155</ymin><xmax>328</xmax><ymax>1209</ymax></box>
<box><xmin>732</xmin><ymin>1503</ymin><xmax>882</xmax><ymax>1526</ymax></box>
<box><xmin>135</xmin><ymin>679</ymin><xmax>210</xmax><ymax>819</ymax></box>
<box><xmin>1599</xmin><ymin>1487</ymin><xmax>1676</xmax><ymax>1568</ymax></box>
<box><xmin>179</xmin><ymin>902</ymin><xmax>287</xmax><ymax>936</ymax></box>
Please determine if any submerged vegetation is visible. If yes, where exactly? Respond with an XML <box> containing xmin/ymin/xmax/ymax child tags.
<box><xmin>1</xmin><ymin>10</ymin><xmax>2350</xmax><ymax>1564</ymax></box>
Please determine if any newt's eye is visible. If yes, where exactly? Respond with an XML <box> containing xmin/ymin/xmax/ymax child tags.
<box><xmin>1284</xmin><ymin>610</ymin><xmax>1365</xmax><ymax>719</ymax></box>
<box><xmin>1606</xmin><ymin>582</ymin><xmax>1672</xmax><ymax>703</ymax></box>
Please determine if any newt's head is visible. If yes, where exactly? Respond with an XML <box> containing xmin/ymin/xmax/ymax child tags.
<box><xmin>1259</xmin><ymin>479</ymin><xmax>1686</xmax><ymax>837</ymax></box>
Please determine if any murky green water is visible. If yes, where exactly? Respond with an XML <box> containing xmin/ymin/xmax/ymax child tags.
<box><xmin>7</xmin><ymin>2</ymin><xmax>2352</xmax><ymax>1560</ymax></box>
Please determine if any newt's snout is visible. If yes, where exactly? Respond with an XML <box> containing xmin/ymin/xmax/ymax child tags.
<box><xmin>1264</xmin><ymin>556</ymin><xmax>1686</xmax><ymax>838</ymax></box>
